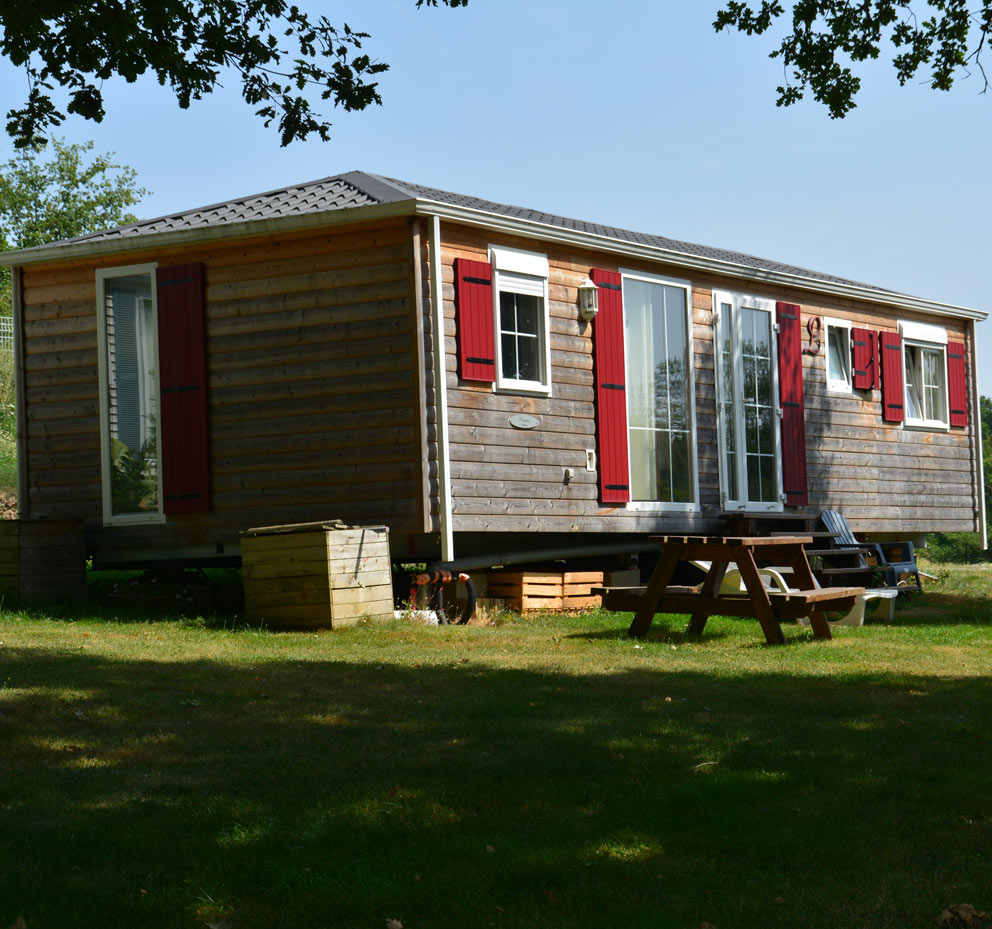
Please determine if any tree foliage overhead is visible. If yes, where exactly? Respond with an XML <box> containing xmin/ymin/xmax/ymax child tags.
<box><xmin>714</xmin><ymin>1</ymin><xmax>992</xmax><ymax>116</ymax></box>
<box><xmin>0</xmin><ymin>138</ymin><xmax>148</xmax><ymax>314</ymax></box>
<box><xmin>1</xmin><ymin>0</ymin><xmax>467</xmax><ymax>149</ymax></box>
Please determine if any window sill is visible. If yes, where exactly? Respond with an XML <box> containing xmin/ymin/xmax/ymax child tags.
<box><xmin>494</xmin><ymin>381</ymin><xmax>552</xmax><ymax>398</ymax></box>
<box><xmin>104</xmin><ymin>512</ymin><xmax>167</xmax><ymax>527</ymax></box>
<box><xmin>903</xmin><ymin>420</ymin><xmax>949</xmax><ymax>432</ymax></box>
<box><xmin>724</xmin><ymin>503</ymin><xmax>785</xmax><ymax>514</ymax></box>
<box><xmin>626</xmin><ymin>501</ymin><xmax>699</xmax><ymax>513</ymax></box>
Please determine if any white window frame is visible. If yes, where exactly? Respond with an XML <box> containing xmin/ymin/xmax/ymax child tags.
<box><xmin>824</xmin><ymin>317</ymin><xmax>853</xmax><ymax>394</ymax></box>
<box><xmin>713</xmin><ymin>290</ymin><xmax>784</xmax><ymax>513</ymax></box>
<box><xmin>96</xmin><ymin>262</ymin><xmax>165</xmax><ymax>526</ymax></box>
<box><xmin>490</xmin><ymin>245</ymin><xmax>552</xmax><ymax>396</ymax></box>
<box><xmin>899</xmin><ymin>320</ymin><xmax>949</xmax><ymax>431</ymax></box>
<box><xmin>620</xmin><ymin>268</ymin><xmax>698</xmax><ymax>513</ymax></box>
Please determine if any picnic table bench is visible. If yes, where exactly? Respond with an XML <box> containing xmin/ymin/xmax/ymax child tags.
<box><xmin>602</xmin><ymin>535</ymin><xmax>862</xmax><ymax>645</ymax></box>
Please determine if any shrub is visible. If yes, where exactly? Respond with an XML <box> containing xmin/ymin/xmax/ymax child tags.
<box><xmin>926</xmin><ymin>532</ymin><xmax>988</xmax><ymax>564</ymax></box>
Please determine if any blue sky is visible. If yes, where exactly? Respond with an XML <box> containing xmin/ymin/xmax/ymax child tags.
<box><xmin>2</xmin><ymin>0</ymin><xmax>990</xmax><ymax>395</ymax></box>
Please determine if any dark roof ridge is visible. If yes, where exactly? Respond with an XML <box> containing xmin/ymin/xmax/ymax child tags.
<box><xmin>340</xmin><ymin>170</ymin><xmax>420</xmax><ymax>203</ymax></box>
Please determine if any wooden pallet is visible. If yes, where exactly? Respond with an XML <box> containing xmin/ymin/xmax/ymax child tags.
<box><xmin>486</xmin><ymin>569</ymin><xmax>603</xmax><ymax>613</ymax></box>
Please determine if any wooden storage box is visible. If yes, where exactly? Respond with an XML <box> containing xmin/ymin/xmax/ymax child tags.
<box><xmin>486</xmin><ymin>569</ymin><xmax>603</xmax><ymax>613</ymax></box>
<box><xmin>0</xmin><ymin>519</ymin><xmax>87</xmax><ymax>604</ymax></box>
<box><xmin>242</xmin><ymin>522</ymin><xmax>393</xmax><ymax>629</ymax></box>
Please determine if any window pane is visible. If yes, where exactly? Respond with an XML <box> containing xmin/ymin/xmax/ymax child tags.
<box><xmin>500</xmin><ymin>332</ymin><xmax>517</xmax><ymax>380</ymax></box>
<box><xmin>759</xmin><ymin>455</ymin><xmax>776</xmax><ymax>502</ymax></box>
<box><xmin>724</xmin><ymin>301</ymin><xmax>778</xmax><ymax>507</ymax></box>
<box><xmin>104</xmin><ymin>273</ymin><xmax>158</xmax><ymax>516</ymax></box>
<box><xmin>516</xmin><ymin>294</ymin><xmax>539</xmax><ymax>333</ymax></box>
<box><xmin>720</xmin><ymin>305</ymin><xmax>738</xmax><ymax>501</ymax></box>
<box><xmin>516</xmin><ymin>333</ymin><xmax>539</xmax><ymax>381</ymax></box>
<box><xmin>747</xmin><ymin>451</ymin><xmax>762</xmax><ymax>502</ymax></box>
<box><xmin>499</xmin><ymin>291</ymin><xmax>516</xmax><ymax>331</ymax></box>
<box><xmin>499</xmin><ymin>291</ymin><xmax>544</xmax><ymax>383</ymax></box>
<box><xmin>623</xmin><ymin>278</ymin><xmax>693</xmax><ymax>503</ymax></box>
<box><xmin>827</xmin><ymin>327</ymin><xmax>849</xmax><ymax>384</ymax></box>
<box><xmin>670</xmin><ymin>430</ymin><xmax>692</xmax><ymax>503</ymax></box>
<box><xmin>904</xmin><ymin>346</ymin><xmax>922</xmax><ymax>420</ymax></box>
<box><xmin>923</xmin><ymin>348</ymin><xmax>946</xmax><ymax>421</ymax></box>
<box><xmin>628</xmin><ymin>428</ymin><xmax>657</xmax><ymax>500</ymax></box>
<box><xmin>664</xmin><ymin>285</ymin><xmax>689</xmax><ymax>430</ymax></box>
<box><xmin>745</xmin><ymin>405</ymin><xmax>758</xmax><ymax>454</ymax></box>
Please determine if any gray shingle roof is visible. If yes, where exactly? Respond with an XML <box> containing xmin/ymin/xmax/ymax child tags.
<box><xmin>62</xmin><ymin>173</ymin><xmax>383</xmax><ymax>244</ymax></box>
<box><xmin>359</xmin><ymin>173</ymin><xmax>893</xmax><ymax>294</ymax></box>
<box><xmin>9</xmin><ymin>169</ymin><xmax>895</xmax><ymax>295</ymax></box>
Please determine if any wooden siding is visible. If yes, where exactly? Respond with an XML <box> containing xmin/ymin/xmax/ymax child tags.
<box><xmin>19</xmin><ymin>218</ymin><xmax>425</xmax><ymax>556</ymax></box>
<box><xmin>433</xmin><ymin>222</ymin><xmax>982</xmax><ymax>537</ymax></box>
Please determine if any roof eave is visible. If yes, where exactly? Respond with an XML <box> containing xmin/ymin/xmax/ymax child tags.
<box><xmin>413</xmin><ymin>200</ymin><xmax>989</xmax><ymax>322</ymax></box>
<box><xmin>1</xmin><ymin>190</ymin><xmax>985</xmax><ymax>323</ymax></box>
<box><xmin>0</xmin><ymin>199</ymin><xmax>418</xmax><ymax>269</ymax></box>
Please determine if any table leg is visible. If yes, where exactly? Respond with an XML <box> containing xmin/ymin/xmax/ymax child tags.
<box><xmin>628</xmin><ymin>543</ymin><xmax>684</xmax><ymax>638</ymax></box>
<box><xmin>684</xmin><ymin>561</ymin><xmax>728</xmax><ymax>638</ymax></box>
<box><xmin>787</xmin><ymin>549</ymin><xmax>832</xmax><ymax>640</ymax></box>
<box><xmin>732</xmin><ymin>546</ymin><xmax>786</xmax><ymax>646</ymax></box>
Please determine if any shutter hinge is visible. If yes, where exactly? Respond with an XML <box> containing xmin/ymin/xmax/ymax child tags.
<box><xmin>777</xmin><ymin>407</ymin><xmax>784</xmax><ymax>419</ymax></box>
<box><xmin>773</xmin><ymin>322</ymin><xmax>781</xmax><ymax>333</ymax></box>
<box><xmin>779</xmin><ymin>492</ymin><xmax>787</xmax><ymax>503</ymax></box>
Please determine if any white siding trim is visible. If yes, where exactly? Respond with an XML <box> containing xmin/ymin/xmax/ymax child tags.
<box><xmin>429</xmin><ymin>216</ymin><xmax>454</xmax><ymax>560</ymax></box>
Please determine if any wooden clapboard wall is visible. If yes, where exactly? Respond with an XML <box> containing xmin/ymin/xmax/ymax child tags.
<box><xmin>431</xmin><ymin>221</ymin><xmax>982</xmax><ymax>538</ymax></box>
<box><xmin>19</xmin><ymin>217</ymin><xmax>427</xmax><ymax>557</ymax></box>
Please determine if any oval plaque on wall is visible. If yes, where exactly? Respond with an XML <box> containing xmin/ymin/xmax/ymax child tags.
<box><xmin>509</xmin><ymin>414</ymin><xmax>540</xmax><ymax>430</ymax></box>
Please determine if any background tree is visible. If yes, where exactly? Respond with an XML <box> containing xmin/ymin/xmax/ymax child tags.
<box><xmin>0</xmin><ymin>138</ymin><xmax>148</xmax><ymax>315</ymax></box>
<box><xmin>714</xmin><ymin>1</ymin><xmax>992</xmax><ymax>116</ymax></box>
<box><xmin>1</xmin><ymin>0</ymin><xmax>466</xmax><ymax>150</ymax></box>
<box><xmin>0</xmin><ymin>139</ymin><xmax>147</xmax><ymax>497</ymax></box>
<box><xmin>923</xmin><ymin>394</ymin><xmax>991</xmax><ymax>562</ymax></box>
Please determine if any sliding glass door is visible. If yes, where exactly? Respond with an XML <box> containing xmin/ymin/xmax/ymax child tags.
<box><xmin>714</xmin><ymin>291</ymin><xmax>782</xmax><ymax>512</ymax></box>
<box><xmin>622</xmin><ymin>272</ymin><xmax>696</xmax><ymax>508</ymax></box>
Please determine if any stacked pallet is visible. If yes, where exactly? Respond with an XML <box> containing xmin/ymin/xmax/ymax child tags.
<box><xmin>486</xmin><ymin>569</ymin><xmax>603</xmax><ymax>613</ymax></box>
<box><xmin>0</xmin><ymin>519</ymin><xmax>87</xmax><ymax>604</ymax></box>
<box><xmin>242</xmin><ymin>521</ymin><xmax>393</xmax><ymax>629</ymax></box>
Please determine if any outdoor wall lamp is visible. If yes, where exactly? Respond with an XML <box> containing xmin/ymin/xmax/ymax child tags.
<box><xmin>577</xmin><ymin>277</ymin><xmax>599</xmax><ymax>320</ymax></box>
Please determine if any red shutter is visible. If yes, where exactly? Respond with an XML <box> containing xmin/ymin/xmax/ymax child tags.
<box><xmin>851</xmin><ymin>327</ymin><xmax>879</xmax><ymax>390</ymax></box>
<box><xmin>157</xmin><ymin>263</ymin><xmax>209</xmax><ymax>514</ymax></box>
<box><xmin>947</xmin><ymin>340</ymin><xmax>968</xmax><ymax>427</ymax></box>
<box><xmin>454</xmin><ymin>258</ymin><xmax>496</xmax><ymax>382</ymax></box>
<box><xmin>880</xmin><ymin>331</ymin><xmax>904</xmax><ymax>423</ymax></box>
<box><xmin>776</xmin><ymin>302</ymin><xmax>808</xmax><ymax>507</ymax></box>
<box><xmin>591</xmin><ymin>269</ymin><xmax>630</xmax><ymax>504</ymax></box>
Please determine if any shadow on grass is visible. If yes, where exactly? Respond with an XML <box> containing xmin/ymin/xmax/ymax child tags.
<box><xmin>2</xmin><ymin>647</ymin><xmax>991</xmax><ymax>929</ymax></box>
<box><xmin>570</xmin><ymin>622</ymin><xmax>735</xmax><ymax>645</ymax></box>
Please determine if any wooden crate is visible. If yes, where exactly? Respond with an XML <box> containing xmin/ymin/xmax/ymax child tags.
<box><xmin>562</xmin><ymin>571</ymin><xmax>605</xmax><ymax>610</ymax></box>
<box><xmin>0</xmin><ymin>519</ymin><xmax>87</xmax><ymax>604</ymax></box>
<box><xmin>242</xmin><ymin>521</ymin><xmax>392</xmax><ymax>629</ymax></box>
<box><xmin>486</xmin><ymin>569</ymin><xmax>603</xmax><ymax>613</ymax></box>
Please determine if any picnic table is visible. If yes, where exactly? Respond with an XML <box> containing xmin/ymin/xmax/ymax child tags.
<box><xmin>615</xmin><ymin>535</ymin><xmax>863</xmax><ymax>645</ymax></box>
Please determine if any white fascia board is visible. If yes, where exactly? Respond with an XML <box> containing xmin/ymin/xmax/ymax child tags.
<box><xmin>413</xmin><ymin>200</ymin><xmax>990</xmax><ymax>323</ymax></box>
<box><xmin>0</xmin><ymin>200</ymin><xmax>417</xmax><ymax>268</ymax></box>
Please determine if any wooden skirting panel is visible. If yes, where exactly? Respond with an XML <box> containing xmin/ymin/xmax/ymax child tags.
<box><xmin>0</xmin><ymin>519</ymin><xmax>87</xmax><ymax>604</ymax></box>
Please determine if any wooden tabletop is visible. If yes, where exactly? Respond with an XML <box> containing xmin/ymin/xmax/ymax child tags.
<box><xmin>649</xmin><ymin>534</ymin><xmax>814</xmax><ymax>547</ymax></box>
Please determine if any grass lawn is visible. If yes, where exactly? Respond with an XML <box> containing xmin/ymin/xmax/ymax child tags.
<box><xmin>2</xmin><ymin>564</ymin><xmax>991</xmax><ymax>929</ymax></box>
